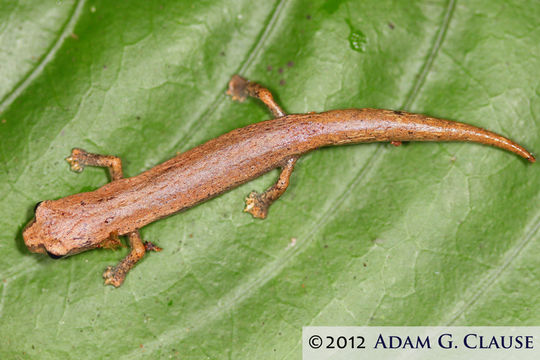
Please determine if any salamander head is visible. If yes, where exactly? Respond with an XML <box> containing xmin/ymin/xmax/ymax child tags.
<box><xmin>23</xmin><ymin>200</ymin><xmax>95</xmax><ymax>259</ymax></box>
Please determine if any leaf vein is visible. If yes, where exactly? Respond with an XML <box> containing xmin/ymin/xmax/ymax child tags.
<box><xmin>402</xmin><ymin>0</ymin><xmax>457</xmax><ymax>109</ymax></box>
<box><xmin>164</xmin><ymin>0</ymin><xmax>289</xmax><ymax>154</ymax></box>
<box><xmin>0</xmin><ymin>0</ymin><xmax>87</xmax><ymax>114</ymax></box>
<box><xmin>444</xmin><ymin>209</ymin><xmax>540</xmax><ymax>324</ymax></box>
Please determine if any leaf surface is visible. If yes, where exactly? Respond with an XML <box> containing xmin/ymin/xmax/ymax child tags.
<box><xmin>0</xmin><ymin>0</ymin><xmax>539</xmax><ymax>358</ymax></box>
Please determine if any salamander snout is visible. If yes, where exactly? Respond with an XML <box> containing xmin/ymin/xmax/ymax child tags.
<box><xmin>46</xmin><ymin>250</ymin><xmax>64</xmax><ymax>259</ymax></box>
<box><xmin>34</xmin><ymin>201</ymin><xmax>43</xmax><ymax>212</ymax></box>
<box><xmin>23</xmin><ymin>201</ymin><xmax>68</xmax><ymax>257</ymax></box>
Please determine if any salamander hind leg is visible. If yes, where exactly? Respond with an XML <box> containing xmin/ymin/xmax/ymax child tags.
<box><xmin>227</xmin><ymin>75</ymin><xmax>286</xmax><ymax>118</ymax></box>
<box><xmin>245</xmin><ymin>157</ymin><xmax>297</xmax><ymax>219</ymax></box>
<box><xmin>66</xmin><ymin>148</ymin><xmax>123</xmax><ymax>181</ymax></box>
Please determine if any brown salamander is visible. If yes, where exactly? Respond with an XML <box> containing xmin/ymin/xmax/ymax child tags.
<box><xmin>23</xmin><ymin>75</ymin><xmax>535</xmax><ymax>287</ymax></box>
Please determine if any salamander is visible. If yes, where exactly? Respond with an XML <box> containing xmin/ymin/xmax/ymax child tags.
<box><xmin>22</xmin><ymin>75</ymin><xmax>535</xmax><ymax>287</ymax></box>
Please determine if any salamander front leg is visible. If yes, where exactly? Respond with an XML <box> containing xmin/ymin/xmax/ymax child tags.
<box><xmin>66</xmin><ymin>148</ymin><xmax>124</xmax><ymax>181</ymax></box>
<box><xmin>245</xmin><ymin>157</ymin><xmax>297</xmax><ymax>219</ymax></box>
<box><xmin>65</xmin><ymin>147</ymin><xmax>161</xmax><ymax>287</ymax></box>
<box><xmin>102</xmin><ymin>233</ymin><xmax>161</xmax><ymax>287</ymax></box>
<box><xmin>103</xmin><ymin>231</ymin><xmax>144</xmax><ymax>287</ymax></box>
<box><xmin>227</xmin><ymin>74</ymin><xmax>286</xmax><ymax>118</ymax></box>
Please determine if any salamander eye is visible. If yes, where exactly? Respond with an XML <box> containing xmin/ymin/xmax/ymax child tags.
<box><xmin>46</xmin><ymin>251</ymin><xmax>63</xmax><ymax>259</ymax></box>
<box><xmin>34</xmin><ymin>201</ymin><xmax>43</xmax><ymax>212</ymax></box>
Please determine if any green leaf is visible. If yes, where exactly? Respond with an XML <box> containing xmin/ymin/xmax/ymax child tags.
<box><xmin>1</xmin><ymin>0</ymin><xmax>539</xmax><ymax>358</ymax></box>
